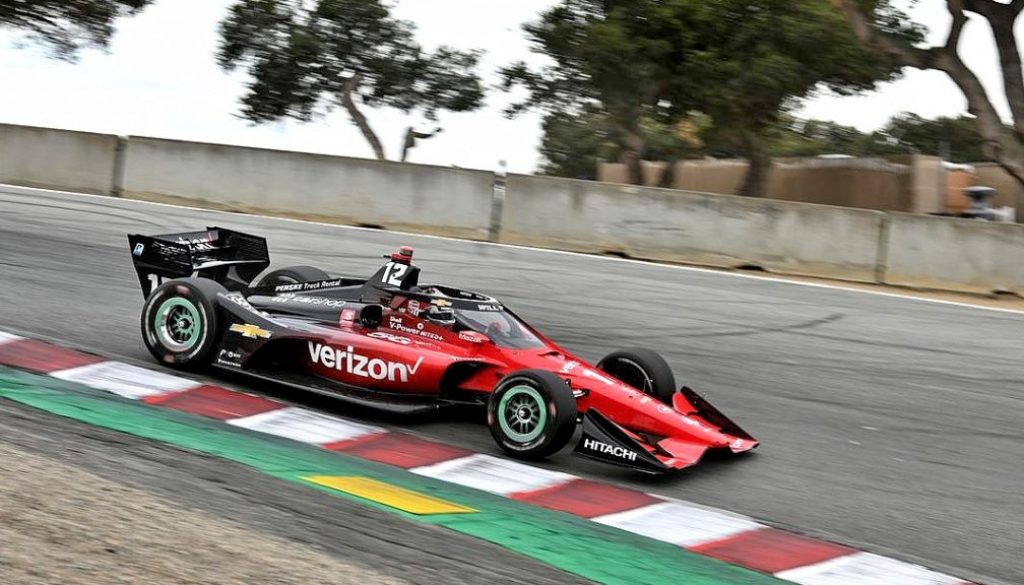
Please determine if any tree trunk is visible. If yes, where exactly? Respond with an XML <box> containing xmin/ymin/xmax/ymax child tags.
<box><xmin>339</xmin><ymin>74</ymin><xmax>386</xmax><ymax>161</ymax></box>
<box><xmin>738</xmin><ymin>131</ymin><xmax>771</xmax><ymax>198</ymax></box>
<box><xmin>619</xmin><ymin>129</ymin><xmax>646</xmax><ymax>185</ymax></box>
<box><xmin>400</xmin><ymin>126</ymin><xmax>443</xmax><ymax>162</ymax></box>
<box><xmin>658</xmin><ymin>158</ymin><xmax>681</xmax><ymax>189</ymax></box>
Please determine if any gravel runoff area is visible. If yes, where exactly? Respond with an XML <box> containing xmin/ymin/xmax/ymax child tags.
<box><xmin>0</xmin><ymin>442</ymin><xmax>408</xmax><ymax>585</ymax></box>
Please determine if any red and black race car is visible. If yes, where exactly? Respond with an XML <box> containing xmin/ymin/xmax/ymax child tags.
<box><xmin>128</xmin><ymin>227</ymin><xmax>757</xmax><ymax>473</ymax></box>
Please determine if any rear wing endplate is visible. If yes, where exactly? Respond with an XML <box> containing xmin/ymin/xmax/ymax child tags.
<box><xmin>128</xmin><ymin>227</ymin><xmax>269</xmax><ymax>296</ymax></box>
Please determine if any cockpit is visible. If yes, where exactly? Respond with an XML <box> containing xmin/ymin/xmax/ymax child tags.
<box><xmin>454</xmin><ymin>308</ymin><xmax>544</xmax><ymax>349</ymax></box>
<box><xmin>407</xmin><ymin>286</ymin><xmax>544</xmax><ymax>349</ymax></box>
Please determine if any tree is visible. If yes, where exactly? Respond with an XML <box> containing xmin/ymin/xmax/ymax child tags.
<box><xmin>217</xmin><ymin>0</ymin><xmax>485</xmax><ymax>161</ymax></box>
<box><xmin>501</xmin><ymin>1</ymin><xmax>683</xmax><ymax>184</ymax></box>
<box><xmin>503</xmin><ymin>1</ymin><xmax>900</xmax><ymax>195</ymax></box>
<box><xmin>659</xmin><ymin>1</ymin><xmax>903</xmax><ymax>196</ymax></box>
<box><xmin>836</xmin><ymin>0</ymin><xmax>1024</xmax><ymax>218</ymax></box>
<box><xmin>0</xmin><ymin>0</ymin><xmax>152</xmax><ymax>58</ymax></box>
<box><xmin>536</xmin><ymin>106</ymin><xmax>704</xmax><ymax>180</ymax></box>
<box><xmin>880</xmin><ymin>113</ymin><xmax>989</xmax><ymax>163</ymax></box>
<box><xmin>763</xmin><ymin>115</ymin><xmax>877</xmax><ymax>158</ymax></box>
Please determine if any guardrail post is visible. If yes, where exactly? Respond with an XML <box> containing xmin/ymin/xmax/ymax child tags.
<box><xmin>488</xmin><ymin>160</ymin><xmax>507</xmax><ymax>242</ymax></box>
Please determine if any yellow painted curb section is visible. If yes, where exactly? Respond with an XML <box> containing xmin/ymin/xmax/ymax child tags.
<box><xmin>304</xmin><ymin>476</ymin><xmax>477</xmax><ymax>515</ymax></box>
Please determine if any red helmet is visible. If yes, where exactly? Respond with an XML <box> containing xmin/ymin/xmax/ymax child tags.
<box><xmin>390</xmin><ymin>246</ymin><xmax>414</xmax><ymax>264</ymax></box>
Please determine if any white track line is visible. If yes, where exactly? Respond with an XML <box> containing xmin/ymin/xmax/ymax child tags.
<box><xmin>3</xmin><ymin>183</ymin><xmax>1023</xmax><ymax>317</ymax></box>
<box><xmin>226</xmin><ymin>406</ymin><xmax>382</xmax><ymax>445</ymax></box>
<box><xmin>774</xmin><ymin>552</ymin><xmax>968</xmax><ymax>585</ymax></box>
<box><xmin>592</xmin><ymin>500</ymin><xmax>764</xmax><ymax>547</ymax></box>
<box><xmin>50</xmin><ymin>361</ymin><xmax>200</xmax><ymax>399</ymax></box>
<box><xmin>0</xmin><ymin>332</ymin><xmax>23</xmax><ymax>345</ymax></box>
<box><xmin>411</xmin><ymin>453</ymin><xmax>575</xmax><ymax>496</ymax></box>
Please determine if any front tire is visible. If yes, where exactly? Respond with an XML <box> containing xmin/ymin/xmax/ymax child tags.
<box><xmin>487</xmin><ymin>369</ymin><xmax>577</xmax><ymax>459</ymax></box>
<box><xmin>597</xmin><ymin>348</ymin><xmax>677</xmax><ymax>404</ymax></box>
<box><xmin>141</xmin><ymin>278</ymin><xmax>225</xmax><ymax>370</ymax></box>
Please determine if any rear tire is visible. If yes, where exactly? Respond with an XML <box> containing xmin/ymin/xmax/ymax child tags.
<box><xmin>141</xmin><ymin>278</ymin><xmax>225</xmax><ymax>370</ymax></box>
<box><xmin>597</xmin><ymin>348</ymin><xmax>677</xmax><ymax>405</ymax></box>
<box><xmin>487</xmin><ymin>369</ymin><xmax>577</xmax><ymax>459</ymax></box>
<box><xmin>255</xmin><ymin>265</ymin><xmax>330</xmax><ymax>287</ymax></box>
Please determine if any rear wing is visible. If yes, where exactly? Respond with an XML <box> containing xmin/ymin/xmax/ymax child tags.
<box><xmin>128</xmin><ymin>227</ymin><xmax>269</xmax><ymax>296</ymax></box>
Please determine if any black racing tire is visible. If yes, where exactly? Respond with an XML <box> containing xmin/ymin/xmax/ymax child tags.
<box><xmin>597</xmin><ymin>348</ymin><xmax>677</xmax><ymax>405</ymax></box>
<box><xmin>140</xmin><ymin>278</ymin><xmax>226</xmax><ymax>370</ymax></box>
<box><xmin>254</xmin><ymin>265</ymin><xmax>331</xmax><ymax>287</ymax></box>
<box><xmin>487</xmin><ymin>369</ymin><xmax>577</xmax><ymax>460</ymax></box>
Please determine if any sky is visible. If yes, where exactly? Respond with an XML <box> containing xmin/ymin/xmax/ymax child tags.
<box><xmin>0</xmin><ymin>0</ymin><xmax>1020</xmax><ymax>174</ymax></box>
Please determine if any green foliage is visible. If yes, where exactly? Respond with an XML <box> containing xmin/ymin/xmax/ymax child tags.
<box><xmin>879</xmin><ymin>113</ymin><xmax>989</xmax><ymax>163</ymax></box>
<box><xmin>502</xmin><ymin>0</ymin><xmax>691</xmax><ymax>179</ymax></box>
<box><xmin>538</xmin><ymin>107</ymin><xmax>705</xmax><ymax>178</ymax></box>
<box><xmin>537</xmin><ymin>109</ymin><xmax>615</xmax><ymax>179</ymax></box>
<box><xmin>217</xmin><ymin>0</ymin><xmax>484</xmax><ymax>125</ymax></box>
<box><xmin>539</xmin><ymin>110</ymin><xmax>996</xmax><ymax>178</ymax></box>
<box><xmin>505</xmin><ymin>0</ymin><xmax>902</xmax><ymax>190</ymax></box>
<box><xmin>501</xmin><ymin>1</ymin><xmax>680</xmax><ymax>118</ymax></box>
<box><xmin>762</xmin><ymin>115</ymin><xmax>882</xmax><ymax>158</ymax></box>
<box><xmin>759</xmin><ymin>113</ymin><xmax>994</xmax><ymax>162</ymax></box>
<box><xmin>662</xmin><ymin>0</ymin><xmax>901</xmax><ymax>128</ymax></box>
<box><xmin>0</xmin><ymin>0</ymin><xmax>152</xmax><ymax>58</ymax></box>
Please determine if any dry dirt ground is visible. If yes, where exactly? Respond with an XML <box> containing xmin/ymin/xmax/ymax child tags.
<box><xmin>0</xmin><ymin>442</ymin><xmax>407</xmax><ymax>585</ymax></box>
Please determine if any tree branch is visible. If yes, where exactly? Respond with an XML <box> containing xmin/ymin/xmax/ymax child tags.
<box><xmin>339</xmin><ymin>74</ymin><xmax>386</xmax><ymax>160</ymax></box>
<box><xmin>832</xmin><ymin>0</ymin><xmax>935</xmax><ymax>68</ymax></box>
<box><xmin>400</xmin><ymin>126</ymin><xmax>442</xmax><ymax>162</ymax></box>
<box><xmin>836</xmin><ymin>0</ymin><xmax>1024</xmax><ymax>188</ymax></box>
<box><xmin>944</xmin><ymin>0</ymin><xmax>968</xmax><ymax>52</ymax></box>
<box><xmin>962</xmin><ymin>0</ymin><xmax>1024</xmax><ymax>141</ymax></box>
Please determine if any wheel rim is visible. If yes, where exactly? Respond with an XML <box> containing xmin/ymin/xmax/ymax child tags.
<box><xmin>498</xmin><ymin>385</ymin><xmax>547</xmax><ymax>443</ymax></box>
<box><xmin>154</xmin><ymin>298</ymin><xmax>202</xmax><ymax>352</ymax></box>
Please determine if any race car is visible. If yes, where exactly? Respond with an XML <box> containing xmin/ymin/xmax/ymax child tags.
<box><xmin>127</xmin><ymin>227</ymin><xmax>758</xmax><ymax>473</ymax></box>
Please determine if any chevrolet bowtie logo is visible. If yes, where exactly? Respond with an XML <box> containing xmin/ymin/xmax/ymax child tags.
<box><xmin>431</xmin><ymin>299</ymin><xmax>452</xmax><ymax>307</ymax></box>
<box><xmin>229</xmin><ymin>323</ymin><xmax>272</xmax><ymax>339</ymax></box>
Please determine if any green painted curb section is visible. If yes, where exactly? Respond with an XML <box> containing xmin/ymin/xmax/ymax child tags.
<box><xmin>0</xmin><ymin>368</ymin><xmax>787</xmax><ymax>585</ymax></box>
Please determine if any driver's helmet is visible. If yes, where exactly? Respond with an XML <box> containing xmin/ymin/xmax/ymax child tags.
<box><xmin>424</xmin><ymin>305</ymin><xmax>455</xmax><ymax>328</ymax></box>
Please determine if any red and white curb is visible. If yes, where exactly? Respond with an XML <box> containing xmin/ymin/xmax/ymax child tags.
<box><xmin>0</xmin><ymin>331</ymin><xmax>973</xmax><ymax>585</ymax></box>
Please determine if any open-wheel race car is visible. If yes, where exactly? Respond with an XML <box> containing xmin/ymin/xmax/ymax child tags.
<box><xmin>127</xmin><ymin>227</ymin><xmax>758</xmax><ymax>473</ymax></box>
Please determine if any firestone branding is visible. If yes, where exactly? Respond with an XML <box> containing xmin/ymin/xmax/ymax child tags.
<box><xmin>583</xmin><ymin>438</ymin><xmax>638</xmax><ymax>461</ymax></box>
<box><xmin>308</xmin><ymin>342</ymin><xmax>423</xmax><ymax>382</ymax></box>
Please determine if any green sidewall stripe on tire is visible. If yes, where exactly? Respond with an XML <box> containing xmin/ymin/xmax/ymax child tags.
<box><xmin>498</xmin><ymin>385</ymin><xmax>547</xmax><ymax>443</ymax></box>
<box><xmin>154</xmin><ymin>297</ymin><xmax>202</xmax><ymax>351</ymax></box>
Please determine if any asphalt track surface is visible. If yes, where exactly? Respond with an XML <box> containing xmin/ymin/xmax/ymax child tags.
<box><xmin>0</xmin><ymin>186</ymin><xmax>1021</xmax><ymax>585</ymax></box>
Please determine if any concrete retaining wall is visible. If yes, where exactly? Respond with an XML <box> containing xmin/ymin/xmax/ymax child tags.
<box><xmin>501</xmin><ymin>174</ymin><xmax>886</xmax><ymax>282</ymax></box>
<box><xmin>3</xmin><ymin>123</ymin><xmax>1023</xmax><ymax>293</ymax></box>
<box><xmin>122</xmin><ymin>136</ymin><xmax>495</xmax><ymax>239</ymax></box>
<box><xmin>0</xmin><ymin>124</ymin><xmax>118</xmax><ymax>194</ymax></box>
<box><xmin>884</xmin><ymin>213</ymin><xmax>1024</xmax><ymax>294</ymax></box>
